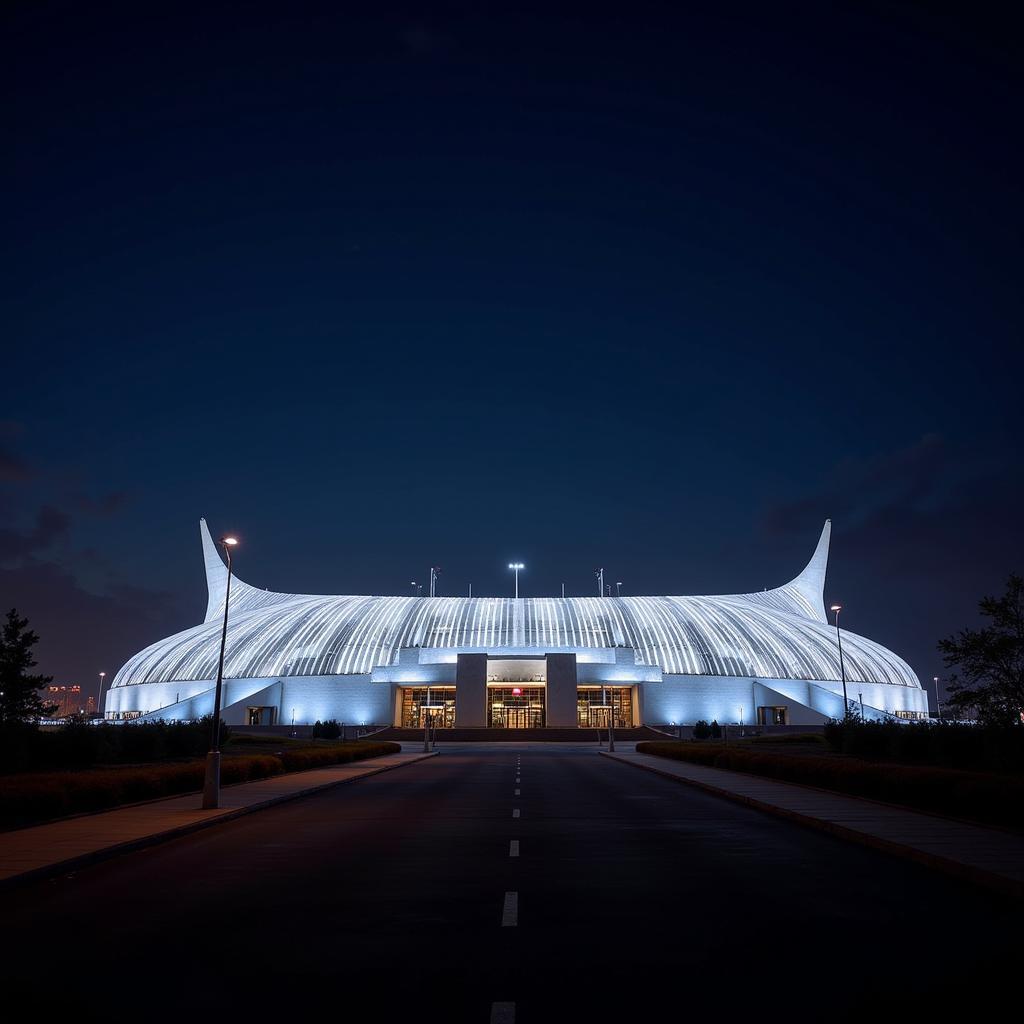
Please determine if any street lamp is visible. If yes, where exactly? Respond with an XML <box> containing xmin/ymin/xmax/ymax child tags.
<box><xmin>595</xmin><ymin>568</ymin><xmax>604</xmax><ymax>597</ymax></box>
<box><xmin>933</xmin><ymin>676</ymin><xmax>942</xmax><ymax>721</ymax></box>
<box><xmin>831</xmin><ymin>604</ymin><xmax>849</xmax><ymax>717</ymax></box>
<box><xmin>508</xmin><ymin>563</ymin><xmax>524</xmax><ymax>599</ymax></box>
<box><xmin>97</xmin><ymin>671</ymin><xmax>106</xmax><ymax>718</ymax></box>
<box><xmin>202</xmin><ymin>535</ymin><xmax>238</xmax><ymax>810</ymax></box>
<box><xmin>616</xmin><ymin>581</ymin><xmax>622</xmax><ymax>597</ymax></box>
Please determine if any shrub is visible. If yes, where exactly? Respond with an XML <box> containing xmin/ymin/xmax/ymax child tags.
<box><xmin>310</xmin><ymin>719</ymin><xmax>342</xmax><ymax>740</ymax></box>
<box><xmin>635</xmin><ymin>740</ymin><xmax>1024</xmax><ymax>830</ymax></box>
<box><xmin>823</xmin><ymin>719</ymin><xmax>1024</xmax><ymax>774</ymax></box>
<box><xmin>709</xmin><ymin>720</ymin><xmax>721</xmax><ymax>739</ymax></box>
<box><xmin>0</xmin><ymin>741</ymin><xmax>401</xmax><ymax>830</ymax></box>
<box><xmin>693</xmin><ymin>720</ymin><xmax>711</xmax><ymax>740</ymax></box>
<box><xmin>0</xmin><ymin>716</ymin><xmax>231</xmax><ymax>773</ymax></box>
<box><xmin>278</xmin><ymin>741</ymin><xmax>398</xmax><ymax>772</ymax></box>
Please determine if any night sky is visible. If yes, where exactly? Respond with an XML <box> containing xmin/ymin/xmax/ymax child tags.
<box><xmin>3</xmin><ymin>3</ymin><xmax>1021</xmax><ymax>702</ymax></box>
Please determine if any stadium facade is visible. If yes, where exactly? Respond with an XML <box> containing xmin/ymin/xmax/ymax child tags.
<box><xmin>104</xmin><ymin>519</ymin><xmax>928</xmax><ymax>728</ymax></box>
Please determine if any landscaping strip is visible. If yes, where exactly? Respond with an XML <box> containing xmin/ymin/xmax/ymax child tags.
<box><xmin>0</xmin><ymin>749</ymin><xmax>433</xmax><ymax>888</ymax></box>
<box><xmin>1</xmin><ymin>741</ymin><xmax>402</xmax><ymax>831</ymax></box>
<box><xmin>635</xmin><ymin>740</ymin><xmax>1024</xmax><ymax>831</ymax></box>
<box><xmin>607</xmin><ymin>750</ymin><xmax>1024</xmax><ymax>899</ymax></box>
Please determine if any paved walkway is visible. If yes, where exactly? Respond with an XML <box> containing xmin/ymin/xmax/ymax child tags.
<box><xmin>0</xmin><ymin>751</ymin><xmax>433</xmax><ymax>887</ymax></box>
<box><xmin>604</xmin><ymin>750</ymin><xmax>1024</xmax><ymax>898</ymax></box>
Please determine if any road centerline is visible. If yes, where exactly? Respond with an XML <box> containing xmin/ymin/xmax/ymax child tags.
<box><xmin>502</xmin><ymin>891</ymin><xmax>518</xmax><ymax>926</ymax></box>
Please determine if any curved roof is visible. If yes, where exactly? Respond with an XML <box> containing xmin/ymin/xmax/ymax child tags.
<box><xmin>111</xmin><ymin>519</ymin><xmax>919</xmax><ymax>689</ymax></box>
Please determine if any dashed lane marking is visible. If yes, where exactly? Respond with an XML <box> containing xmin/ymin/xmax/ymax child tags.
<box><xmin>501</xmin><ymin>891</ymin><xmax>518</xmax><ymax>927</ymax></box>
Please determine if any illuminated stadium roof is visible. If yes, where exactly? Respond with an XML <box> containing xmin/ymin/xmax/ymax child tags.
<box><xmin>110</xmin><ymin>520</ymin><xmax>919</xmax><ymax>690</ymax></box>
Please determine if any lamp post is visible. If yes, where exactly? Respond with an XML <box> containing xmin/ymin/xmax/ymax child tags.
<box><xmin>202</xmin><ymin>535</ymin><xmax>238</xmax><ymax>810</ymax></box>
<box><xmin>410</xmin><ymin>581</ymin><xmax>418</xmax><ymax>596</ymax></box>
<box><xmin>933</xmin><ymin>676</ymin><xmax>942</xmax><ymax>721</ymax></box>
<box><xmin>508</xmin><ymin>563</ymin><xmax>524</xmax><ymax>599</ymax></box>
<box><xmin>96</xmin><ymin>671</ymin><xmax>106</xmax><ymax>719</ymax></box>
<box><xmin>616</xmin><ymin>581</ymin><xmax>622</xmax><ymax>597</ymax></box>
<box><xmin>831</xmin><ymin>604</ymin><xmax>849</xmax><ymax>717</ymax></box>
<box><xmin>595</xmin><ymin>568</ymin><xmax>604</xmax><ymax>597</ymax></box>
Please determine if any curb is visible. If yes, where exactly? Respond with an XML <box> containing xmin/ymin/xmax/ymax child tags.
<box><xmin>0</xmin><ymin>752</ymin><xmax>436</xmax><ymax>891</ymax></box>
<box><xmin>601</xmin><ymin>751</ymin><xmax>1022</xmax><ymax>901</ymax></box>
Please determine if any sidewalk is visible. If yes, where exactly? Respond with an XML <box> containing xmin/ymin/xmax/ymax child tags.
<box><xmin>603</xmin><ymin>750</ymin><xmax>1024</xmax><ymax>899</ymax></box>
<box><xmin>0</xmin><ymin>751</ymin><xmax>433</xmax><ymax>888</ymax></box>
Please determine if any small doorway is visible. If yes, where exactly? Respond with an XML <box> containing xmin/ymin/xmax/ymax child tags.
<box><xmin>247</xmin><ymin>706</ymin><xmax>277</xmax><ymax>726</ymax></box>
<box><xmin>757</xmin><ymin>706</ymin><xmax>788</xmax><ymax>725</ymax></box>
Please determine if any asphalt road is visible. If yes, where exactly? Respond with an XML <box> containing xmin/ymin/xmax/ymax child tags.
<box><xmin>2</xmin><ymin>743</ymin><xmax>1015</xmax><ymax>1021</ymax></box>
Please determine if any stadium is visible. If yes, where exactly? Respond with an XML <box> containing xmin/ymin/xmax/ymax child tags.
<box><xmin>104</xmin><ymin>519</ymin><xmax>928</xmax><ymax>728</ymax></box>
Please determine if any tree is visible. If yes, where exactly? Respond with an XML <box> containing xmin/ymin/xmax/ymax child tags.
<box><xmin>0</xmin><ymin>608</ymin><xmax>56</xmax><ymax>724</ymax></box>
<box><xmin>939</xmin><ymin>574</ymin><xmax>1024</xmax><ymax>727</ymax></box>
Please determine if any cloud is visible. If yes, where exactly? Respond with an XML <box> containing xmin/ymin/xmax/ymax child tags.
<box><xmin>0</xmin><ymin>559</ymin><xmax>188</xmax><ymax>685</ymax></box>
<box><xmin>71</xmin><ymin>490</ymin><xmax>133</xmax><ymax>517</ymax></box>
<box><xmin>764</xmin><ymin>434</ymin><xmax>958</xmax><ymax>535</ymax></box>
<box><xmin>760</xmin><ymin>434</ymin><xmax>1023</xmax><ymax>687</ymax></box>
<box><xmin>0</xmin><ymin>444</ymin><xmax>33</xmax><ymax>482</ymax></box>
<box><xmin>0</xmin><ymin>421</ymin><xmax>32</xmax><ymax>482</ymax></box>
<box><xmin>0</xmin><ymin>505</ymin><xmax>71</xmax><ymax>562</ymax></box>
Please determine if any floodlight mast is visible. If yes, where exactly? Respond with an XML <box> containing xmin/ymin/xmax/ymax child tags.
<box><xmin>508</xmin><ymin>563</ymin><xmax>524</xmax><ymax>599</ymax></box>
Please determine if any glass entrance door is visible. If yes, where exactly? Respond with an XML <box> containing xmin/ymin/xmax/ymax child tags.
<box><xmin>577</xmin><ymin>687</ymin><xmax>632</xmax><ymax>728</ymax></box>
<box><xmin>400</xmin><ymin>687</ymin><xmax>456</xmax><ymax>728</ymax></box>
<box><xmin>487</xmin><ymin>686</ymin><xmax>545</xmax><ymax>728</ymax></box>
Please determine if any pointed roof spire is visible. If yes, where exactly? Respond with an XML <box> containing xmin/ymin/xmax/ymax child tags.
<box><xmin>782</xmin><ymin>519</ymin><xmax>831</xmax><ymax>622</ymax></box>
<box><xmin>200</xmin><ymin>518</ymin><xmax>230</xmax><ymax>622</ymax></box>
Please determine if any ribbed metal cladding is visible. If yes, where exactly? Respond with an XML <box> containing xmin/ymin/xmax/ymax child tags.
<box><xmin>112</xmin><ymin>592</ymin><xmax>918</xmax><ymax>688</ymax></box>
<box><xmin>111</xmin><ymin>518</ymin><xmax>919</xmax><ymax>690</ymax></box>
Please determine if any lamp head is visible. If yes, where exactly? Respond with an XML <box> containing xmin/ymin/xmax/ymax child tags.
<box><xmin>830</xmin><ymin>604</ymin><xmax>842</xmax><ymax>612</ymax></box>
<box><xmin>221</xmin><ymin>536</ymin><xmax>239</xmax><ymax>547</ymax></box>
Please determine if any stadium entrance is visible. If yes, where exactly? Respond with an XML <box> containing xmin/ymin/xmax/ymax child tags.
<box><xmin>487</xmin><ymin>685</ymin><xmax>546</xmax><ymax>728</ymax></box>
<box><xmin>400</xmin><ymin>686</ymin><xmax>456</xmax><ymax>728</ymax></box>
<box><xmin>577</xmin><ymin>686</ymin><xmax>633</xmax><ymax>729</ymax></box>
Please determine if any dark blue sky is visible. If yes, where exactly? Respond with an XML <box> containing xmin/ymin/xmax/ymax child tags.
<box><xmin>3</xmin><ymin>2</ymin><xmax>1021</xmax><ymax>698</ymax></box>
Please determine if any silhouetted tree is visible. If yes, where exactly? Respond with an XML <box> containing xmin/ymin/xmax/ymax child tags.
<box><xmin>0</xmin><ymin>608</ymin><xmax>56</xmax><ymax>724</ymax></box>
<box><xmin>939</xmin><ymin>574</ymin><xmax>1024</xmax><ymax>726</ymax></box>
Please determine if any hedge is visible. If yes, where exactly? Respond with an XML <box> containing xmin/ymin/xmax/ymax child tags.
<box><xmin>0</xmin><ymin>717</ymin><xmax>229</xmax><ymax>773</ymax></box>
<box><xmin>0</xmin><ymin>741</ymin><xmax>401</xmax><ymax>831</ymax></box>
<box><xmin>635</xmin><ymin>741</ymin><xmax>1024</xmax><ymax>830</ymax></box>
<box><xmin>823</xmin><ymin>720</ymin><xmax>1024</xmax><ymax>774</ymax></box>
